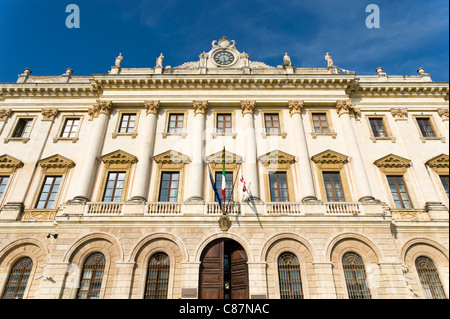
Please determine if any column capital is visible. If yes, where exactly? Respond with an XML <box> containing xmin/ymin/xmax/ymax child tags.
<box><xmin>88</xmin><ymin>100</ymin><xmax>113</xmax><ymax>119</ymax></box>
<box><xmin>41</xmin><ymin>108</ymin><xmax>59</xmax><ymax>121</ymax></box>
<box><xmin>193</xmin><ymin>100</ymin><xmax>208</xmax><ymax>115</ymax></box>
<box><xmin>0</xmin><ymin>109</ymin><xmax>12</xmax><ymax>121</ymax></box>
<box><xmin>241</xmin><ymin>100</ymin><xmax>256</xmax><ymax>115</ymax></box>
<box><xmin>336</xmin><ymin>100</ymin><xmax>360</xmax><ymax>118</ymax></box>
<box><xmin>145</xmin><ymin>100</ymin><xmax>161</xmax><ymax>115</ymax></box>
<box><xmin>288</xmin><ymin>100</ymin><xmax>304</xmax><ymax>116</ymax></box>
<box><xmin>437</xmin><ymin>108</ymin><xmax>449</xmax><ymax>121</ymax></box>
<box><xmin>390</xmin><ymin>107</ymin><xmax>408</xmax><ymax>121</ymax></box>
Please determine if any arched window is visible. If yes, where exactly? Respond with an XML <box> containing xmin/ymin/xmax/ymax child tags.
<box><xmin>77</xmin><ymin>253</ymin><xmax>106</xmax><ymax>299</ymax></box>
<box><xmin>415</xmin><ymin>256</ymin><xmax>447</xmax><ymax>299</ymax></box>
<box><xmin>278</xmin><ymin>253</ymin><xmax>303</xmax><ymax>299</ymax></box>
<box><xmin>342</xmin><ymin>252</ymin><xmax>372</xmax><ymax>299</ymax></box>
<box><xmin>145</xmin><ymin>253</ymin><xmax>170</xmax><ymax>299</ymax></box>
<box><xmin>2</xmin><ymin>257</ymin><xmax>33</xmax><ymax>299</ymax></box>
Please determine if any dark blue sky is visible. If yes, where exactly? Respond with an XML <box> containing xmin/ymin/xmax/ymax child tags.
<box><xmin>0</xmin><ymin>0</ymin><xmax>448</xmax><ymax>82</ymax></box>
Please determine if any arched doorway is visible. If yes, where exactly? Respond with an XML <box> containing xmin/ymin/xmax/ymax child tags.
<box><xmin>199</xmin><ymin>239</ymin><xmax>249</xmax><ymax>299</ymax></box>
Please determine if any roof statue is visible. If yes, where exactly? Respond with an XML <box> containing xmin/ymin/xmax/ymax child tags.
<box><xmin>115</xmin><ymin>53</ymin><xmax>123</xmax><ymax>68</ymax></box>
<box><xmin>325</xmin><ymin>52</ymin><xmax>334</xmax><ymax>67</ymax></box>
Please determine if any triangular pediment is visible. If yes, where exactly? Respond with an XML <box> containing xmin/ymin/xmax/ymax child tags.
<box><xmin>39</xmin><ymin>154</ymin><xmax>75</xmax><ymax>169</ymax></box>
<box><xmin>154</xmin><ymin>150</ymin><xmax>190</xmax><ymax>165</ymax></box>
<box><xmin>101</xmin><ymin>150</ymin><xmax>138</xmax><ymax>164</ymax></box>
<box><xmin>259</xmin><ymin>150</ymin><xmax>296</xmax><ymax>165</ymax></box>
<box><xmin>426</xmin><ymin>154</ymin><xmax>449</xmax><ymax>169</ymax></box>
<box><xmin>0</xmin><ymin>154</ymin><xmax>23</xmax><ymax>170</ymax></box>
<box><xmin>311</xmin><ymin>150</ymin><xmax>348</xmax><ymax>165</ymax></box>
<box><xmin>374</xmin><ymin>154</ymin><xmax>411</xmax><ymax>168</ymax></box>
<box><xmin>206</xmin><ymin>150</ymin><xmax>243</xmax><ymax>164</ymax></box>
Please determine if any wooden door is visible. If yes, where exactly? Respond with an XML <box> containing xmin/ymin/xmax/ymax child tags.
<box><xmin>230</xmin><ymin>242</ymin><xmax>249</xmax><ymax>299</ymax></box>
<box><xmin>199</xmin><ymin>240</ymin><xmax>224</xmax><ymax>299</ymax></box>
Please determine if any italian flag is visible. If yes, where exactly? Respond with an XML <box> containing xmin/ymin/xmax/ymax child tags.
<box><xmin>221</xmin><ymin>148</ymin><xmax>226</xmax><ymax>201</ymax></box>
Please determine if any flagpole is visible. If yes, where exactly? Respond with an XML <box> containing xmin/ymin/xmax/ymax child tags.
<box><xmin>207</xmin><ymin>161</ymin><xmax>225</xmax><ymax>215</ymax></box>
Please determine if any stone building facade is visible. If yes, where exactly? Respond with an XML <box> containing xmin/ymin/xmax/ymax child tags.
<box><xmin>0</xmin><ymin>37</ymin><xmax>448</xmax><ymax>299</ymax></box>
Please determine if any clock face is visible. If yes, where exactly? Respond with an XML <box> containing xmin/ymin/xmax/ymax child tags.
<box><xmin>213</xmin><ymin>51</ymin><xmax>235</xmax><ymax>66</ymax></box>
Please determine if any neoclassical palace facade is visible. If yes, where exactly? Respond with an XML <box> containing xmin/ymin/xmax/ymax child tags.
<box><xmin>0</xmin><ymin>37</ymin><xmax>448</xmax><ymax>299</ymax></box>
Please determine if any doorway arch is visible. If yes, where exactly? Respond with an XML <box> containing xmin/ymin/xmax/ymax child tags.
<box><xmin>199</xmin><ymin>239</ymin><xmax>249</xmax><ymax>299</ymax></box>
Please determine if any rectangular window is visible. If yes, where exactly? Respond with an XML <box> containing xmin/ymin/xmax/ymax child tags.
<box><xmin>13</xmin><ymin>119</ymin><xmax>33</xmax><ymax>138</ymax></box>
<box><xmin>416</xmin><ymin>118</ymin><xmax>435</xmax><ymax>137</ymax></box>
<box><xmin>215</xmin><ymin>172</ymin><xmax>233</xmax><ymax>203</ymax></box>
<box><xmin>269</xmin><ymin>172</ymin><xmax>289</xmax><ymax>202</ymax></box>
<box><xmin>387</xmin><ymin>176</ymin><xmax>412</xmax><ymax>209</ymax></box>
<box><xmin>36</xmin><ymin>176</ymin><xmax>62</xmax><ymax>209</ymax></box>
<box><xmin>369</xmin><ymin>118</ymin><xmax>387</xmax><ymax>137</ymax></box>
<box><xmin>119</xmin><ymin>114</ymin><xmax>136</xmax><ymax>133</ymax></box>
<box><xmin>440</xmin><ymin>175</ymin><xmax>449</xmax><ymax>198</ymax></box>
<box><xmin>0</xmin><ymin>176</ymin><xmax>9</xmax><ymax>199</ymax></box>
<box><xmin>264</xmin><ymin>114</ymin><xmax>280</xmax><ymax>133</ymax></box>
<box><xmin>216</xmin><ymin>114</ymin><xmax>232</xmax><ymax>133</ymax></box>
<box><xmin>312</xmin><ymin>113</ymin><xmax>329</xmax><ymax>133</ymax></box>
<box><xmin>103</xmin><ymin>172</ymin><xmax>126</xmax><ymax>202</ymax></box>
<box><xmin>168</xmin><ymin>114</ymin><xmax>184</xmax><ymax>133</ymax></box>
<box><xmin>61</xmin><ymin>118</ymin><xmax>80</xmax><ymax>138</ymax></box>
<box><xmin>323</xmin><ymin>172</ymin><xmax>345</xmax><ymax>202</ymax></box>
<box><xmin>159</xmin><ymin>172</ymin><xmax>179</xmax><ymax>202</ymax></box>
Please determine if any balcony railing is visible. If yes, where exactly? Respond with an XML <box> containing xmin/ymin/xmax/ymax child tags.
<box><xmin>205</xmin><ymin>202</ymin><xmax>241</xmax><ymax>215</ymax></box>
<box><xmin>85</xmin><ymin>202</ymin><xmax>123</xmax><ymax>215</ymax></box>
<box><xmin>324</xmin><ymin>202</ymin><xmax>362</xmax><ymax>215</ymax></box>
<box><xmin>265</xmin><ymin>202</ymin><xmax>303</xmax><ymax>215</ymax></box>
<box><xmin>147</xmin><ymin>202</ymin><xmax>183</xmax><ymax>215</ymax></box>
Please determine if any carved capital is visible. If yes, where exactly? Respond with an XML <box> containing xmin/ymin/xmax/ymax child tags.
<box><xmin>437</xmin><ymin>108</ymin><xmax>449</xmax><ymax>121</ymax></box>
<box><xmin>336</xmin><ymin>100</ymin><xmax>360</xmax><ymax>118</ymax></box>
<box><xmin>41</xmin><ymin>109</ymin><xmax>59</xmax><ymax>121</ymax></box>
<box><xmin>391</xmin><ymin>108</ymin><xmax>408</xmax><ymax>121</ymax></box>
<box><xmin>241</xmin><ymin>100</ymin><xmax>256</xmax><ymax>115</ymax></box>
<box><xmin>145</xmin><ymin>100</ymin><xmax>161</xmax><ymax>116</ymax></box>
<box><xmin>193</xmin><ymin>100</ymin><xmax>208</xmax><ymax>115</ymax></box>
<box><xmin>288</xmin><ymin>101</ymin><xmax>304</xmax><ymax>116</ymax></box>
<box><xmin>0</xmin><ymin>109</ymin><xmax>12</xmax><ymax>121</ymax></box>
<box><xmin>88</xmin><ymin>101</ymin><xmax>113</xmax><ymax>119</ymax></box>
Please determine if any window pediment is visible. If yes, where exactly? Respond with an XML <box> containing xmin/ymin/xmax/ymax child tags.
<box><xmin>311</xmin><ymin>150</ymin><xmax>348</xmax><ymax>166</ymax></box>
<box><xmin>426</xmin><ymin>154</ymin><xmax>449</xmax><ymax>174</ymax></box>
<box><xmin>259</xmin><ymin>150</ymin><xmax>295</xmax><ymax>166</ymax></box>
<box><xmin>154</xmin><ymin>150</ymin><xmax>190</xmax><ymax>167</ymax></box>
<box><xmin>101</xmin><ymin>150</ymin><xmax>138</xmax><ymax>165</ymax></box>
<box><xmin>39</xmin><ymin>154</ymin><xmax>75</xmax><ymax>170</ymax></box>
<box><xmin>0</xmin><ymin>154</ymin><xmax>24</xmax><ymax>174</ymax></box>
<box><xmin>206</xmin><ymin>150</ymin><xmax>243</xmax><ymax>165</ymax></box>
<box><xmin>374</xmin><ymin>154</ymin><xmax>411</xmax><ymax>174</ymax></box>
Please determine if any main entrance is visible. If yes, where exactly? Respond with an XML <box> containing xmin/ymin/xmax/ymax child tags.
<box><xmin>199</xmin><ymin>239</ymin><xmax>249</xmax><ymax>299</ymax></box>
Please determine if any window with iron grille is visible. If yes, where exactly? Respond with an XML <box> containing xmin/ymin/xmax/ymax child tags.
<box><xmin>369</xmin><ymin>118</ymin><xmax>388</xmax><ymax>137</ymax></box>
<box><xmin>12</xmin><ymin>119</ymin><xmax>33</xmax><ymax>138</ymax></box>
<box><xmin>416</xmin><ymin>118</ymin><xmax>436</xmax><ymax>137</ymax></box>
<box><xmin>269</xmin><ymin>172</ymin><xmax>289</xmax><ymax>202</ymax></box>
<box><xmin>103</xmin><ymin>172</ymin><xmax>126</xmax><ymax>202</ymax></box>
<box><xmin>342</xmin><ymin>252</ymin><xmax>372</xmax><ymax>299</ymax></box>
<box><xmin>440</xmin><ymin>175</ymin><xmax>449</xmax><ymax>198</ymax></box>
<box><xmin>77</xmin><ymin>253</ymin><xmax>106</xmax><ymax>299</ymax></box>
<box><xmin>217</xmin><ymin>113</ymin><xmax>232</xmax><ymax>133</ymax></box>
<box><xmin>278</xmin><ymin>253</ymin><xmax>304</xmax><ymax>299</ymax></box>
<box><xmin>312</xmin><ymin>113</ymin><xmax>329</xmax><ymax>133</ymax></box>
<box><xmin>144</xmin><ymin>253</ymin><xmax>170</xmax><ymax>299</ymax></box>
<box><xmin>264</xmin><ymin>114</ymin><xmax>280</xmax><ymax>133</ymax></box>
<box><xmin>1</xmin><ymin>257</ymin><xmax>33</xmax><ymax>299</ymax></box>
<box><xmin>323</xmin><ymin>172</ymin><xmax>345</xmax><ymax>202</ymax></box>
<box><xmin>387</xmin><ymin>176</ymin><xmax>412</xmax><ymax>209</ymax></box>
<box><xmin>159</xmin><ymin>172</ymin><xmax>179</xmax><ymax>202</ymax></box>
<box><xmin>36</xmin><ymin>176</ymin><xmax>62</xmax><ymax>209</ymax></box>
<box><xmin>61</xmin><ymin>118</ymin><xmax>80</xmax><ymax>138</ymax></box>
<box><xmin>168</xmin><ymin>114</ymin><xmax>184</xmax><ymax>133</ymax></box>
<box><xmin>119</xmin><ymin>113</ymin><xmax>136</xmax><ymax>133</ymax></box>
<box><xmin>415</xmin><ymin>256</ymin><xmax>447</xmax><ymax>299</ymax></box>
<box><xmin>0</xmin><ymin>176</ymin><xmax>9</xmax><ymax>200</ymax></box>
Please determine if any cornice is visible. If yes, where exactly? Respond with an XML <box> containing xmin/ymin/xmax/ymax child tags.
<box><xmin>0</xmin><ymin>83</ymin><xmax>100</xmax><ymax>98</ymax></box>
<box><xmin>350</xmin><ymin>82</ymin><xmax>449</xmax><ymax>97</ymax></box>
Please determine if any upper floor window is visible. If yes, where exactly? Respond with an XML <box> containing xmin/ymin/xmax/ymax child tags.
<box><xmin>119</xmin><ymin>113</ymin><xmax>137</xmax><ymax>134</ymax></box>
<box><xmin>323</xmin><ymin>172</ymin><xmax>345</xmax><ymax>202</ymax></box>
<box><xmin>439</xmin><ymin>176</ymin><xmax>449</xmax><ymax>198</ymax></box>
<box><xmin>1</xmin><ymin>257</ymin><xmax>33</xmax><ymax>299</ymax></box>
<box><xmin>61</xmin><ymin>118</ymin><xmax>80</xmax><ymax>138</ymax></box>
<box><xmin>312</xmin><ymin>113</ymin><xmax>329</xmax><ymax>133</ymax></box>
<box><xmin>264</xmin><ymin>114</ymin><xmax>280</xmax><ymax>133</ymax></box>
<box><xmin>103</xmin><ymin>172</ymin><xmax>126</xmax><ymax>202</ymax></box>
<box><xmin>416</xmin><ymin>118</ymin><xmax>435</xmax><ymax>137</ymax></box>
<box><xmin>269</xmin><ymin>172</ymin><xmax>289</xmax><ymax>202</ymax></box>
<box><xmin>216</xmin><ymin>113</ymin><xmax>232</xmax><ymax>134</ymax></box>
<box><xmin>12</xmin><ymin>119</ymin><xmax>33</xmax><ymax>138</ymax></box>
<box><xmin>387</xmin><ymin>176</ymin><xmax>412</xmax><ymax>209</ymax></box>
<box><xmin>278</xmin><ymin>253</ymin><xmax>304</xmax><ymax>299</ymax></box>
<box><xmin>168</xmin><ymin>114</ymin><xmax>184</xmax><ymax>134</ymax></box>
<box><xmin>36</xmin><ymin>176</ymin><xmax>62</xmax><ymax>209</ymax></box>
<box><xmin>0</xmin><ymin>176</ymin><xmax>9</xmax><ymax>200</ymax></box>
<box><xmin>77</xmin><ymin>253</ymin><xmax>106</xmax><ymax>299</ymax></box>
<box><xmin>145</xmin><ymin>253</ymin><xmax>170</xmax><ymax>299</ymax></box>
<box><xmin>159</xmin><ymin>172</ymin><xmax>179</xmax><ymax>202</ymax></box>
<box><xmin>215</xmin><ymin>171</ymin><xmax>233</xmax><ymax>203</ymax></box>
<box><xmin>342</xmin><ymin>252</ymin><xmax>371</xmax><ymax>299</ymax></box>
<box><xmin>369</xmin><ymin>117</ymin><xmax>387</xmax><ymax>137</ymax></box>
<box><xmin>415</xmin><ymin>256</ymin><xmax>447</xmax><ymax>299</ymax></box>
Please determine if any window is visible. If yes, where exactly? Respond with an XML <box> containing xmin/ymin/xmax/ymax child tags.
<box><xmin>278</xmin><ymin>253</ymin><xmax>303</xmax><ymax>299</ymax></box>
<box><xmin>103</xmin><ymin>172</ymin><xmax>126</xmax><ymax>202</ymax></box>
<box><xmin>168</xmin><ymin>114</ymin><xmax>184</xmax><ymax>133</ymax></box>
<box><xmin>1</xmin><ymin>257</ymin><xmax>33</xmax><ymax>299</ymax></box>
<box><xmin>215</xmin><ymin>172</ymin><xmax>233</xmax><ymax>203</ymax></box>
<box><xmin>312</xmin><ymin>113</ymin><xmax>329</xmax><ymax>133</ymax></box>
<box><xmin>387</xmin><ymin>176</ymin><xmax>412</xmax><ymax>209</ymax></box>
<box><xmin>36</xmin><ymin>176</ymin><xmax>62</xmax><ymax>209</ymax></box>
<box><xmin>440</xmin><ymin>175</ymin><xmax>449</xmax><ymax>198</ymax></box>
<box><xmin>269</xmin><ymin>172</ymin><xmax>289</xmax><ymax>202</ymax></box>
<box><xmin>61</xmin><ymin>118</ymin><xmax>80</xmax><ymax>138</ymax></box>
<box><xmin>77</xmin><ymin>253</ymin><xmax>106</xmax><ymax>299</ymax></box>
<box><xmin>415</xmin><ymin>256</ymin><xmax>447</xmax><ymax>299</ymax></box>
<box><xmin>159</xmin><ymin>172</ymin><xmax>179</xmax><ymax>202</ymax></box>
<box><xmin>12</xmin><ymin>119</ymin><xmax>32</xmax><ymax>138</ymax></box>
<box><xmin>369</xmin><ymin>118</ymin><xmax>387</xmax><ymax>137</ymax></box>
<box><xmin>217</xmin><ymin>113</ymin><xmax>232</xmax><ymax>133</ymax></box>
<box><xmin>145</xmin><ymin>253</ymin><xmax>170</xmax><ymax>299</ymax></box>
<box><xmin>416</xmin><ymin>118</ymin><xmax>435</xmax><ymax>137</ymax></box>
<box><xmin>264</xmin><ymin>114</ymin><xmax>280</xmax><ymax>133</ymax></box>
<box><xmin>342</xmin><ymin>252</ymin><xmax>371</xmax><ymax>299</ymax></box>
<box><xmin>0</xmin><ymin>176</ymin><xmax>9</xmax><ymax>199</ymax></box>
<box><xmin>323</xmin><ymin>172</ymin><xmax>345</xmax><ymax>202</ymax></box>
<box><xmin>119</xmin><ymin>113</ymin><xmax>136</xmax><ymax>133</ymax></box>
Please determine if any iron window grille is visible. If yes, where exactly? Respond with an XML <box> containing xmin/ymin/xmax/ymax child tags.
<box><xmin>144</xmin><ymin>253</ymin><xmax>170</xmax><ymax>299</ymax></box>
<box><xmin>1</xmin><ymin>257</ymin><xmax>33</xmax><ymax>299</ymax></box>
<box><xmin>77</xmin><ymin>253</ymin><xmax>106</xmax><ymax>299</ymax></box>
<box><xmin>415</xmin><ymin>256</ymin><xmax>447</xmax><ymax>299</ymax></box>
<box><xmin>278</xmin><ymin>253</ymin><xmax>304</xmax><ymax>299</ymax></box>
<box><xmin>342</xmin><ymin>252</ymin><xmax>372</xmax><ymax>299</ymax></box>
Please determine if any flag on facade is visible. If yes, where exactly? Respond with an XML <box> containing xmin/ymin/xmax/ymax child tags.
<box><xmin>239</xmin><ymin>172</ymin><xmax>250</xmax><ymax>201</ymax></box>
<box><xmin>207</xmin><ymin>164</ymin><xmax>222</xmax><ymax>207</ymax></box>
<box><xmin>222</xmin><ymin>147</ymin><xmax>226</xmax><ymax>202</ymax></box>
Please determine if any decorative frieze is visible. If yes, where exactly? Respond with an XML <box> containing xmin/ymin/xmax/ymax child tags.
<box><xmin>288</xmin><ymin>101</ymin><xmax>304</xmax><ymax>116</ymax></box>
<box><xmin>145</xmin><ymin>100</ymin><xmax>161</xmax><ymax>116</ymax></box>
<box><xmin>241</xmin><ymin>100</ymin><xmax>256</xmax><ymax>115</ymax></box>
<box><xmin>390</xmin><ymin>108</ymin><xmax>408</xmax><ymax>121</ymax></box>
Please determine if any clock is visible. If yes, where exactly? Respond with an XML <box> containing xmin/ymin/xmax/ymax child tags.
<box><xmin>213</xmin><ymin>51</ymin><xmax>235</xmax><ymax>66</ymax></box>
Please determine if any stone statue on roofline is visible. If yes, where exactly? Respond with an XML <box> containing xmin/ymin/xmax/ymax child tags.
<box><xmin>156</xmin><ymin>53</ymin><xmax>164</xmax><ymax>67</ymax></box>
<box><xmin>283</xmin><ymin>53</ymin><xmax>292</xmax><ymax>67</ymax></box>
<box><xmin>325</xmin><ymin>52</ymin><xmax>334</xmax><ymax>67</ymax></box>
<box><xmin>115</xmin><ymin>53</ymin><xmax>123</xmax><ymax>68</ymax></box>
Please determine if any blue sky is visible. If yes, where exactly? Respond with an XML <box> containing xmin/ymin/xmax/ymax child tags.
<box><xmin>0</xmin><ymin>0</ymin><xmax>448</xmax><ymax>82</ymax></box>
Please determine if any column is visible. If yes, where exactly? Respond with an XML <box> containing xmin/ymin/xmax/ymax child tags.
<box><xmin>187</xmin><ymin>101</ymin><xmax>208</xmax><ymax>202</ymax></box>
<box><xmin>0</xmin><ymin>109</ymin><xmax>11</xmax><ymax>136</ymax></box>
<box><xmin>129</xmin><ymin>101</ymin><xmax>160</xmax><ymax>202</ymax></box>
<box><xmin>72</xmin><ymin>101</ymin><xmax>112</xmax><ymax>202</ymax></box>
<box><xmin>336</xmin><ymin>100</ymin><xmax>375</xmax><ymax>202</ymax></box>
<box><xmin>241</xmin><ymin>101</ymin><xmax>260</xmax><ymax>200</ymax></box>
<box><xmin>288</xmin><ymin>101</ymin><xmax>318</xmax><ymax>202</ymax></box>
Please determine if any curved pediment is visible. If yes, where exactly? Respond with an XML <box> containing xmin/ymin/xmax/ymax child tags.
<box><xmin>374</xmin><ymin>154</ymin><xmax>411</xmax><ymax>169</ymax></box>
<box><xmin>311</xmin><ymin>150</ymin><xmax>348</xmax><ymax>165</ymax></box>
<box><xmin>259</xmin><ymin>150</ymin><xmax>296</xmax><ymax>165</ymax></box>
<box><xmin>154</xmin><ymin>150</ymin><xmax>190</xmax><ymax>165</ymax></box>
<box><xmin>39</xmin><ymin>154</ymin><xmax>75</xmax><ymax>169</ymax></box>
<box><xmin>101</xmin><ymin>150</ymin><xmax>138</xmax><ymax>165</ymax></box>
<box><xmin>206</xmin><ymin>150</ymin><xmax>243</xmax><ymax>164</ymax></box>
